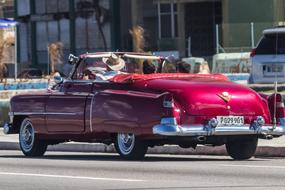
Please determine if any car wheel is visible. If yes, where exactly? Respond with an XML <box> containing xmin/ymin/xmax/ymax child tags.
<box><xmin>226</xmin><ymin>136</ymin><xmax>258</xmax><ymax>160</ymax></box>
<box><xmin>115</xmin><ymin>133</ymin><xmax>148</xmax><ymax>160</ymax></box>
<box><xmin>19</xmin><ymin>118</ymin><xmax>47</xmax><ymax>157</ymax></box>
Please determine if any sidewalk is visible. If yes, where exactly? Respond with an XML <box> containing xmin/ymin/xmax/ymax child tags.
<box><xmin>1</xmin><ymin>129</ymin><xmax>285</xmax><ymax>157</ymax></box>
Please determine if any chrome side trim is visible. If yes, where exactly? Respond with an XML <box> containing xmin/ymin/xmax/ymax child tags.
<box><xmin>89</xmin><ymin>93</ymin><xmax>96</xmax><ymax>132</ymax></box>
<box><xmin>46</xmin><ymin>112</ymin><xmax>78</xmax><ymax>116</ymax></box>
<box><xmin>64</xmin><ymin>79</ymin><xmax>109</xmax><ymax>84</ymax></box>
<box><xmin>65</xmin><ymin>92</ymin><xmax>91</xmax><ymax>96</ymax></box>
<box><xmin>12</xmin><ymin>112</ymin><xmax>78</xmax><ymax>116</ymax></box>
<box><xmin>153</xmin><ymin>121</ymin><xmax>285</xmax><ymax>137</ymax></box>
<box><xmin>72</xmin><ymin>81</ymin><xmax>93</xmax><ymax>85</ymax></box>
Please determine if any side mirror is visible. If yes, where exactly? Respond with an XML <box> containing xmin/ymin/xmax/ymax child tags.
<box><xmin>68</xmin><ymin>54</ymin><xmax>79</xmax><ymax>65</ymax></box>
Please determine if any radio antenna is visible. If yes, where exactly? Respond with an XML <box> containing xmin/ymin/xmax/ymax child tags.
<box><xmin>271</xmin><ymin>18</ymin><xmax>281</xmax><ymax>130</ymax></box>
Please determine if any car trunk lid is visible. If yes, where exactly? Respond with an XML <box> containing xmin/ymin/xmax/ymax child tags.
<box><xmin>133</xmin><ymin>77</ymin><xmax>270</xmax><ymax>118</ymax></box>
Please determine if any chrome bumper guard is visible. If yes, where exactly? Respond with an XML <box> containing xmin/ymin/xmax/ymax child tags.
<box><xmin>2</xmin><ymin>123</ymin><xmax>13</xmax><ymax>135</ymax></box>
<box><xmin>153</xmin><ymin>118</ymin><xmax>285</xmax><ymax>137</ymax></box>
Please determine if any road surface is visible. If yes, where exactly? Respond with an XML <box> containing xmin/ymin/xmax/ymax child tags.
<box><xmin>0</xmin><ymin>150</ymin><xmax>285</xmax><ymax>190</ymax></box>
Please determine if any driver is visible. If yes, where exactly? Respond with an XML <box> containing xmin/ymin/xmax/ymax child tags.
<box><xmin>82</xmin><ymin>69</ymin><xmax>96</xmax><ymax>80</ymax></box>
<box><xmin>96</xmin><ymin>53</ymin><xmax>126</xmax><ymax>80</ymax></box>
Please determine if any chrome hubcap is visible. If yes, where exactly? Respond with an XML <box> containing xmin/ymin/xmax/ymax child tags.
<box><xmin>117</xmin><ymin>133</ymin><xmax>135</xmax><ymax>155</ymax></box>
<box><xmin>19</xmin><ymin>120</ymin><xmax>35</xmax><ymax>152</ymax></box>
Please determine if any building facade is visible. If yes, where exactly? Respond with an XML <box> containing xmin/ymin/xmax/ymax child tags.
<box><xmin>128</xmin><ymin>0</ymin><xmax>285</xmax><ymax>58</ymax></box>
<box><xmin>0</xmin><ymin>0</ymin><xmax>14</xmax><ymax>18</ymax></box>
<box><xmin>16</xmin><ymin>0</ymin><xmax>120</xmax><ymax>73</ymax></box>
<box><xmin>14</xmin><ymin>0</ymin><xmax>285</xmax><ymax>73</ymax></box>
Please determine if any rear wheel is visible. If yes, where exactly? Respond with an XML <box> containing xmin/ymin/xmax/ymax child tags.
<box><xmin>19</xmin><ymin>118</ymin><xmax>47</xmax><ymax>157</ymax></box>
<box><xmin>115</xmin><ymin>133</ymin><xmax>148</xmax><ymax>160</ymax></box>
<box><xmin>226</xmin><ymin>136</ymin><xmax>258</xmax><ymax>160</ymax></box>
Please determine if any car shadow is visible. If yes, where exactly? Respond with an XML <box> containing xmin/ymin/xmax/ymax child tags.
<box><xmin>0</xmin><ymin>151</ymin><xmax>271</xmax><ymax>162</ymax></box>
<box><xmin>106</xmin><ymin>185</ymin><xmax>285</xmax><ymax>190</ymax></box>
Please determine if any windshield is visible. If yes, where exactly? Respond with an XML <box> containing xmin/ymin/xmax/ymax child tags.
<box><xmin>72</xmin><ymin>54</ymin><xmax>161</xmax><ymax>80</ymax></box>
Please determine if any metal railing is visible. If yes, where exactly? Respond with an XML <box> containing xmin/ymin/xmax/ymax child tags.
<box><xmin>215</xmin><ymin>22</ymin><xmax>277</xmax><ymax>54</ymax></box>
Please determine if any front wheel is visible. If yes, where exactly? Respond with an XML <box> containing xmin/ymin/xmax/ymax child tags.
<box><xmin>19</xmin><ymin>118</ymin><xmax>48</xmax><ymax>157</ymax></box>
<box><xmin>114</xmin><ymin>133</ymin><xmax>148</xmax><ymax>160</ymax></box>
<box><xmin>226</xmin><ymin>136</ymin><xmax>258</xmax><ymax>160</ymax></box>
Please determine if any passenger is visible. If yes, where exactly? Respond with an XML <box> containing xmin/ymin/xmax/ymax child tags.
<box><xmin>82</xmin><ymin>69</ymin><xmax>96</xmax><ymax>80</ymax></box>
<box><xmin>163</xmin><ymin>55</ymin><xmax>177</xmax><ymax>73</ymax></box>
<box><xmin>177</xmin><ymin>61</ymin><xmax>190</xmax><ymax>73</ymax></box>
<box><xmin>143</xmin><ymin>60</ymin><xmax>156</xmax><ymax>74</ymax></box>
<box><xmin>97</xmin><ymin>53</ymin><xmax>126</xmax><ymax>80</ymax></box>
<box><xmin>48</xmin><ymin>72</ymin><xmax>62</xmax><ymax>91</ymax></box>
<box><xmin>198</xmin><ymin>61</ymin><xmax>210</xmax><ymax>74</ymax></box>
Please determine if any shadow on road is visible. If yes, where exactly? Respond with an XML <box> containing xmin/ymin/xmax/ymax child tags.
<box><xmin>0</xmin><ymin>151</ymin><xmax>270</xmax><ymax>162</ymax></box>
<box><xmin>106</xmin><ymin>184</ymin><xmax>285</xmax><ymax>190</ymax></box>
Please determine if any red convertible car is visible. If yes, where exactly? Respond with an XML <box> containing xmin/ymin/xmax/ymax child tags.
<box><xmin>3</xmin><ymin>52</ymin><xmax>285</xmax><ymax>160</ymax></box>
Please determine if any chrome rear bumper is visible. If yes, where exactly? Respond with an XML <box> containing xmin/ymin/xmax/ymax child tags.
<box><xmin>153</xmin><ymin>119</ymin><xmax>285</xmax><ymax>137</ymax></box>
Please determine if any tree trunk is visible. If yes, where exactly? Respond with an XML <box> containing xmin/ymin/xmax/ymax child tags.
<box><xmin>93</xmin><ymin>0</ymin><xmax>107</xmax><ymax>51</ymax></box>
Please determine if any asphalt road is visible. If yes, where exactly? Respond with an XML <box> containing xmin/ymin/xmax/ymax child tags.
<box><xmin>0</xmin><ymin>151</ymin><xmax>285</xmax><ymax>190</ymax></box>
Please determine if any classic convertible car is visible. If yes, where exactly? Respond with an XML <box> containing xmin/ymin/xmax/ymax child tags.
<box><xmin>3</xmin><ymin>52</ymin><xmax>285</xmax><ymax>160</ymax></box>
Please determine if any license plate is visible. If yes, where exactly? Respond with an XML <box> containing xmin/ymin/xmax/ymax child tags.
<box><xmin>217</xmin><ymin>116</ymin><xmax>244</xmax><ymax>125</ymax></box>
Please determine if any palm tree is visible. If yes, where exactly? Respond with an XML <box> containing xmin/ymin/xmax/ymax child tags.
<box><xmin>48</xmin><ymin>42</ymin><xmax>63</xmax><ymax>74</ymax></box>
<box><xmin>0</xmin><ymin>30</ymin><xmax>14</xmax><ymax>83</ymax></box>
<box><xmin>129</xmin><ymin>26</ymin><xmax>146</xmax><ymax>73</ymax></box>
<box><xmin>129</xmin><ymin>26</ymin><xmax>145</xmax><ymax>52</ymax></box>
<box><xmin>93</xmin><ymin>0</ymin><xmax>107</xmax><ymax>51</ymax></box>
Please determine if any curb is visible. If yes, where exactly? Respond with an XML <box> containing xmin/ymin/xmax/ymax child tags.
<box><xmin>1</xmin><ymin>141</ymin><xmax>285</xmax><ymax>157</ymax></box>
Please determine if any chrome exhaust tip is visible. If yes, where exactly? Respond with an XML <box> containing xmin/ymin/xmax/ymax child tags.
<box><xmin>265</xmin><ymin>135</ymin><xmax>273</xmax><ymax>140</ymax></box>
<box><xmin>260</xmin><ymin>132</ymin><xmax>273</xmax><ymax>140</ymax></box>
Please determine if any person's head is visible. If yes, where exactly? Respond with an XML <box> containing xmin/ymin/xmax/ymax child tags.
<box><xmin>143</xmin><ymin>60</ymin><xmax>156</xmax><ymax>74</ymax></box>
<box><xmin>177</xmin><ymin>61</ymin><xmax>190</xmax><ymax>73</ymax></box>
<box><xmin>82</xmin><ymin>69</ymin><xmax>91</xmax><ymax>80</ymax></box>
<box><xmin>102</xmin><ymin>53</ymin><xmax>125</xmax><ymax>71</ymax></box>
<box><xmin>82</xmin><ymin>69</ymin><xmax>96</xmax><ymax>80</ymax></box>
<box><xmin>198</xmin><ymin>61</ymin><xmax>210</xmax><ymax>74</ymax></box>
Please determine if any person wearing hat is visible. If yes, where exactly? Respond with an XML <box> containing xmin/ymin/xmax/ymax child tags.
<box><xmin>103</xmin><ymin>53</ymin><xmax>125</xmax><ymax>71</ymax></box>
<box><xmin>96</xmin><ymin>53</ymin><xmax>126</xmax><ymax>80</ymax></box>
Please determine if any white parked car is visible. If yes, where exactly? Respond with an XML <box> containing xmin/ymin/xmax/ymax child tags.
<box><xmin>212</xmin><ymin>53</ymin><xmax>251</xmax><ymax>73</ymax></box>
<box><xmin>250</xmin><ymin>27</ymin><xmax>285</xmax><ymax>83</ymax></box>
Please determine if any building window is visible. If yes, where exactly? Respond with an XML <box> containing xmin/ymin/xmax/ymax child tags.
<box><xmin>3</xmin><ymin>6</ymin><xmax>14</xmax><ymax>18</ymax></box>
<box><xmin>158</xmin><ymin>2</ymin><xmax>177</xmax><ymax>39</ymax></box>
